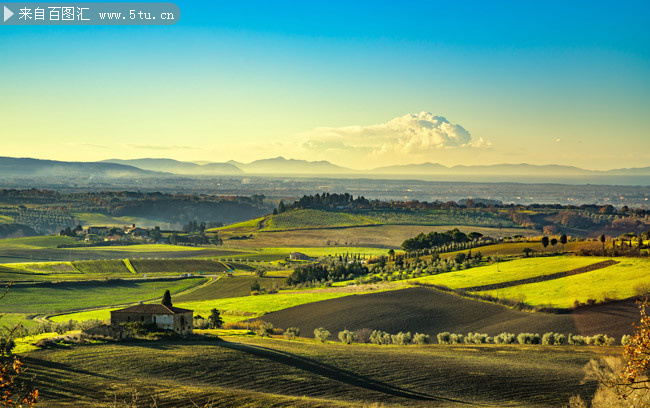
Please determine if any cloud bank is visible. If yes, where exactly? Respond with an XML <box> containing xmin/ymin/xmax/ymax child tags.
<box><xmin>301</xmin><ymin>112</ymin><xmax>489</xmax><ymax>164</ymax></box>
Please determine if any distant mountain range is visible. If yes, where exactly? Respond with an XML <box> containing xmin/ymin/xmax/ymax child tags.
<box><xmin>1</xmin><ymin>156</ymin><xmax>649</xmax><ymax>179</ymax></box>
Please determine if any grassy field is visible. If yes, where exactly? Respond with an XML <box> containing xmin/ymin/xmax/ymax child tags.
<box><xmin>24</xmin><ymin>336</ymin><xmax>601</xmax><ymax>407</ymax></box>
<box><xmin>0</xmin><ymin>235</ymin><xmax>78</xmax><ymax>249</ymax></box>
<box><xmin>412</xmin><ymin>256</ymin><xmax>611</xmax><ymax>289</ymax></box>
<box><xmin>477</xmin><ymin>257</ymin><xmax>650</xmax><ymax>308</ymax></box>
<box><xmin>52</xmin><ymin>288</ymin><xmax>387</xmax><ymax>323</ymax></box>
<box><xmin>262</xmin><ymin>209</ymin><xmax>376</xmax><ymax>231</ymax></box>
<box><xmin>175</xmin><ymin>275</ymin><xmax>287</xmax><ymax>302</ymax></box>
<box><xmin>2</xmin><ymin>277</ymin><xmax>207</xmax><ymax>314</ymax></box>
<box><xmin>68</xmin><ymin>244</ymin><xmax>205</xmax><ymax>252</ymax></box>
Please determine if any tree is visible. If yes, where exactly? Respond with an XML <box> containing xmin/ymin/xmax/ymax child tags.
<box><xmin>161</xmin><ymin>290</ymin><xmax>172</xmax><ymax>308</ymax></box>
<box><xmin>314</xmin><ymin>327</ymin><xmax>331</xmax><ymax>343</ymax></box>
<box><xmin>541</xmin><ymin>236</ymin><xmax>549</xmax><ymax>255</ymax></box>
<box><xmin>250</xmin><ymin>280</ymin><xmax>261</xmax><ymax>292</ymax></box>
<box><xmin>208</xmin><ymin>308</ymin><xmax>223</xmax><ymax>329</ymax></box>
<box><xmin>387</xmin><ymin>249</ymin><xmax>395</xmax><ymax>260</ymax></box>
<box><xmin>560</xmin><ymin>234</ymin><xmax>567</xmax><ymax>252</ymax></box>
<box><xmin>600</xmin><ymin>234</ymin><xmax>606</xmax><ymax>256</ymax></box>
<box><xmin>468</xmin><ymin>232</ymin><xmax>483</xmax><ymax>241</ymax></box>
<box><xmin>0</xmin><ymin>286</ymin><xmax>38</xmax><ymax>407</ymax></box>
<box><xmin>550</xmin><ymin>238</ymin><xmax>558</xmax><ymax>253</ymax></box>
<box><xmin>278</xmin><ymin>201</ymin><xmax>285</xmax><ymax>213</ymax></box>
<box><xmin>522</xmin><ymin>247</ymin><xmax>533</xmax><ymax>258</ymax></box>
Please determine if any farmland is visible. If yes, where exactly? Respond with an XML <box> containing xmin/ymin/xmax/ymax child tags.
<box><xmin>2</xmin><ymin>277</ymin><xmax>207</xmax><ymax>314</ymax></box>
<box><xmin>262</xmin><ymin>209</ymin><xmax>377</xmax><ymax>231</ymax></box>
<box><xmin>476</xmin><ymin>257</ymin><xmax>650</xmax><ymax>308</ymax></box>
<box><xmin>24</xmin><ymin>335</ymin><xmax>602</xmax><ymax>407</ymax></box>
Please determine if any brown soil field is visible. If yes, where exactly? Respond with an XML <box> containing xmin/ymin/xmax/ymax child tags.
<box><xmin>259</xmin><ymin>287</ymin><xmax>639</xmax><ymax>340</ymax></box>
<box><xmin>25</xmin><ymin>336</ymin><xmax>601</xmax><ymax>407</ymax></box>
<box><xmin>221</xmin><ymin>224</ymin><xmax>536</xmax><ymax>249</ymax></box>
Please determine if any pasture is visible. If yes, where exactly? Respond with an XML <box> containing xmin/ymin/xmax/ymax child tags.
<box><xmin>2</xmin><ymin>277</ymin><xmax>207</xmax><ymax>314</ymax></box>
<box><xmin>23</xmin><ymin>335</ymin><xmax>601</xmax><ymax>407</ymax></box>
<box><xmin>412</xmin><ymin>256</ymin><xmax>612</xmax><ymax>289</ymax></box>
<box><xmin>477</xmin><ymin>257</ymin><xmax>650</xmax><ymax>308</ymax></box>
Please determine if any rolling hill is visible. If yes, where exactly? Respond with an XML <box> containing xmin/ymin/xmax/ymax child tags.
<box><xmin>103</xmin><ymin>158</ymin><xmax>243</xmax><ymax>175</ymax></box>
<box><xmin>0</xmin><ymin>157</ymin><xmax>162</xmax><ymax>178</ymax></box>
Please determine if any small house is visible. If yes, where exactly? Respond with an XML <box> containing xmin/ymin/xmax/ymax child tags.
<box><xmin>289</xmin><ymin>252</ymin><xmax>315</xmax><ymax>261</ymax></box>
<box><xmin>110</xmin><ymin>304</ymin><xmax>193</xmax><ymax>335</ymax></box>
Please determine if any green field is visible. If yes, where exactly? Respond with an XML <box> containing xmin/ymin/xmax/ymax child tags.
<box><xmin>52</xmin><ymin>288</ymin><xmax>388</xmax><ymax>323</ymax></box>
<box><xmin>477</xmin><ymin>258</ymin><xmax>650</xmax><ymax>308</ymax></box>
<box><xmin>413</xmin><ymin>256</ymin><xmax>610</xmax><ymax>289</ymax></box>
<box><xmin>3</xmin><ymin>277</ymin><xmax>207</xmax><ymax>315</ymax></box>
<box><xmin>262</xmin><ymin>209</ymin><xmax>376</xmax><ymax>231</ymax></box>
<box><xmin>0</xmin><ymin>235</ymin><xmax>78</xmax><ymax>249</ymax></box>
<box><xmin>23</xmin><ymin>336</ymin><xmax>600</xmax><ymax>407</ymax></box>
<box><xmin>68</xmin><ymin>243</ymin><xmax>205</xmax><ymax>252</ymax></box>
<box><xmin>175</xmin><ymin>275</ymin><xmax>287</xmax><ymax>302</ymax></box>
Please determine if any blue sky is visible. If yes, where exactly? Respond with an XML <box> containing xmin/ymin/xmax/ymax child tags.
<box><xmin>0</xmin><ymin>0</ymin><xmax>648</xmax><ymax>169</ymax></box>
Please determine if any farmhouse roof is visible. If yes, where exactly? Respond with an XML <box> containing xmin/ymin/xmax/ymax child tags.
<box><xmin>111</xmin><ymin>304</ymin><xmax>192</xmax><ymax>315</ymax></box>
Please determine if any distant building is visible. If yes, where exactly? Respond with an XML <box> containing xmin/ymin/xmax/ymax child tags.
<box><xmin>289</xmin><ymin>252</ymin><xmax>315</xmax><ymax>261</ymax></box>
<box><xmin>110</xmin><ymin>304</ymin><xmax>193</xmax><ymax>335</ymax></box>
<box><xmin>87</xmin><ymin>226</ymin><xmax>110</xmax><ymax>235</ymax></box>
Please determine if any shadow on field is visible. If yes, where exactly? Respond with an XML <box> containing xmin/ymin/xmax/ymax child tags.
<box><xmin>218</xmin><ymin>340</ymin><xmax>475</xmax><ymax>405</ymax></box>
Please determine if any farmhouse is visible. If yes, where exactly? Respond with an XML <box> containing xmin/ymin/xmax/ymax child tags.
<box><xmin>289</xmin><ymin>252</ymin><xmax>316</xmax><ymax>261</ymax></box>
<box><xmin>110</xmin><ymin>303</ymin><xmax>194</xmax><ymax>335</ymax></box>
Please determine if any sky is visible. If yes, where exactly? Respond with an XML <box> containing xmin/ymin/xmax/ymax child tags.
<box><xmin>0</xmin><ymin>0</ymin><xmax>649</xmax><ymax>170</ymax></box>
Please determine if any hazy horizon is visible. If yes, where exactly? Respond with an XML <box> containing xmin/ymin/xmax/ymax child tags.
<box><xmin>1</xmin><ymin>2</ymin><xmax>649</xmax><ymax>170</ymax></box>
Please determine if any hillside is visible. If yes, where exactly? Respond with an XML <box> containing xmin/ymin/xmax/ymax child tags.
<box><xmin>259</xmin><ymin>287</ymin><xmax>639</xmax><ymax>340</ymax></box>
<box><xmin>103</xmin><ymin>158</ymin><xmax>243</xmax><ymax>175</ymax></box>
<box><xmin>0</xmin><ymin>157</ymin><xmax>162</xmax><ymax>178</ymax></box>
<box><xmin>263</xmin><ymin>209</ymin><xmax>376</xmax><ymax>231</ymax></box>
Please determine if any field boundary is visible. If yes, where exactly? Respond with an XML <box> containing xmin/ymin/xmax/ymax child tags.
<box><xmin>460</xmin><ymin>259</ymin><xmax>620</xmax><ymax>292</ymax></box>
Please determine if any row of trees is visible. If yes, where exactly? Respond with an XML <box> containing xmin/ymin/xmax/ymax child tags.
<box><xmin>401</xmin><ymin>229</ymin><xmax>483</xmax><ymax>252</ymax></box>
<box><xmin>285</xmin><ymin>261</ymin><xmax>369</xmax><ymax>286</ymax></box>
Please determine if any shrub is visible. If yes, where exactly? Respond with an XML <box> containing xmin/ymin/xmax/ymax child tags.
<box><xmin>568</xmin><ymin>334</ymin><xmax>587</xmax><ymax>346</ymax></box>
<box><xmin>622</xmin><ymin>334</ymin><xmax>632</xmax><ymax>346</ymax></box>
<box><xmin>391</xmin><ymin>332</ymin><xmax>412</xmax><ymax>346</ymax></box>
<box><xmin>517</xmin><ymin>333</ymin><xmax>540</xmax><ymax>345</ymax></box>
<box><xmin>193</xmin><ymin>318</ymin><xmax>211</xmax><ymax>330</ymax></box>
<box><xmin>223</xmin><ymin>320</ymin><xmax>264</xmax><ymax>331</ymax></box>
<box><xmin>355</xmin><ymin>328</ymin><xmax>372</xmax><ymax>343</ymax></box>
<box><xmin>314</xmin><ymin>327</ymin><xmax>331</xmax><ymax>343</ymax></box>
<box><xmin>256</xmin><ymin>322</ymin><xmax>274</xmax><ymax>337</ymax></box>
<box><xmin>465</xmin><ymin>332</ymin><xmax>491</xmax><ymax>344</ymax></box>
<box><xmin>413</xmin><ymin>333</ymin><xmax>430</xmax><ymax>345</ymax></box>
<box><xmin>588</xmin><ymin>334</ymin><xmax>616</xmax><ymax>346</ymax></box>
<box><xmin>493</xmin><ymin>332</ymin><xmax>516</xmax><ymax>344</ymax></box>
<box><xmin>437</xmin><ymin>332</ymin><xmax>451</xmax><ymax>344</ymax></box>
<box><xmin>542</xmin><ymin>332</ymin><xmax>556</xmax><ymax>345</ymax></box>
<box><xmin>370</xmin><ymin>330</ymin><xmax>392</xmax><ymax>345</ymax></box>
<box><xmin>437</xmin><ymin>332</ymin><xmax>464</xmax><ymax>344</ymax></box>
<box><xmin>284</xmin><ymin>327</ymin><xmax>300</xmax><ymax>340</ymax></box>
<box><xmin>338</xmin><ymin>329</ymin><xmax>357</xmax><ymax>344</ymax></box>
<box><xmin>554</xmin><ymin>333</ymin><xmax>566</xmax><ymax>345</ymax></box>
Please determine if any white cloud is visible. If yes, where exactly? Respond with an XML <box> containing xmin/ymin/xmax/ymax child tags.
<box><xmin>301</xmin><ymin>112</ymin><xmax>489</xmax><ymax>162</ymax></box>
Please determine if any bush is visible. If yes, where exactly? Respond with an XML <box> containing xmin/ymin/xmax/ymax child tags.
<box><xmin>517</xmin><ymin>333</ymin><xmax>541</xmax><ymax>345</ymax></box>
<box><xmin>355</xmin><ymin>328</ymin><xmax>372</xmax><ymax>343</ymax></box>
<box><xmin>568</xmin><ymin>334</ymin><xmax>587</xmax><ymax>346</ymax></box>
<box><xmin>542</xmin><ymin>332</ymin><xmax>556</xmax><ymax>345</ymax></box>
<box><xmin>193</xmin><ymin>318</ymin><xmax>211</xmax><ymax>330</ymax></box>
<box><xmin>437</xmin><ymin>332</ymin><xmax>464</xmax><ymax>344</ymax></box>
<box><xmin>338</xmin><ymin>329</ymin><xmax>357</xmax><ymax>344</ymax></box>
<box><xmin>284</xmin><ymin>327</ymin><xmax>300</xmax><ymax>340</ymax></box>
<box><xmin>493</xmin><ymin>332</ymin><xmax>516</xmax><ymax>344</ymax></box>
<box><xmin>465</xmin><ymin>332</ymin><xmax>491</xmax><ymax>344</ymax></box>
<box><xmin>256</xmin><ymin>322</ymin><xmax>274</xmax><ymax>337</ymax></box>
<box><xmin>622</xmin><ymin>334</ymin><xmax>632</xmax><ymax>346</ymax></box>
<box><xmin>391</xmin><ymin>331</ymin><xmax>412</xmax><ymax>346</ymax></box>
<box><xmin>314</xmin><ymin>327</ymin><xmax>331</xmax><ymax>343</ymax></box>
<box><xmin>412</xmin><ymin>333</ymin><xmax>430</xmax><ymax>345</ymax></box>
<box><xmin>370</xmin><ymin>330</ymin><xmax>392</xmax><ymax>345</ymax></box>
<box><xmin>437</xmin><ymin>332</ymin><xmax>451</xmax><ymax>344</ymax></box>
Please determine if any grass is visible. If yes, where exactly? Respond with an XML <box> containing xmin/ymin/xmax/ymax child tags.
<box><xmin>175</xmin><ymin>275</ymin><xmax>286</xmax><ymax>302</ymax></box>
<box><xmin>0</xmin><ymin>235</ymin><xmax>79</xmax><ymax>249</ymax></box>
<box><xmin>52</xmin><ymin>289</ymin><xmax>382</xmax><ymax>323</ymax></box>
<box><xmin>209</xmin><ymin>216</ymin><xmax>266</xmax><ymax>232</ymax></box>
<box><xmin>262</xmin><ymin>209</ymin><xmax>376</xmax><ymax>231</ymax></box>
<box><xmin>128</xmin><ymin>259</ymin><xmax>230</xmax><ymax>274</ymax></box>
<box><xmin>477</xmin><ymin>257</ymin><xmax>650</xmax><ymax>308</ymax></box>
<box><xmin>2</xmin><ymin>277</ymin><xmax>208</xmax><ymax>314</ymax></box>
<box><xmin>412</xmin><ymin>256</ymin><xmax>610</xmax><ymax>289</ymax></box>
<box><xmin>68</xmin><ymin>244</ymin><xmax>204</xmax><ymax>252</ymax></box>
<box><xmin>23</xmin><ymin>336</ymin><xmax>600</xmax><ymax>407</ymax></box>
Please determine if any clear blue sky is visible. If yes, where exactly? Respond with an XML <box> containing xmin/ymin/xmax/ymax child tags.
<box><xmin>1</xmin><ymin>0</ymin><xmax>649</xmax><ymax>169</ymax></box>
